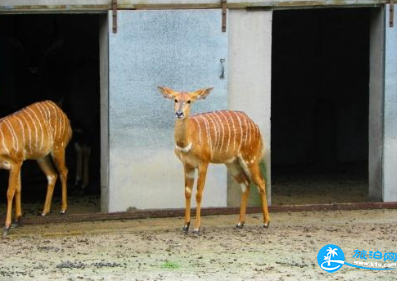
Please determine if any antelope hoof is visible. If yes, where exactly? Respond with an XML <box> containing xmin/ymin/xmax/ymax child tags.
<box><xmin>2</xmin><ymin>227</ymin><xmax>10</xmax><ymax>238</ymax></box>
<box><xmin>41</xmin><ymin>209</ymin><xmax>52</xmax><ymax>216</ymax></box>
<box><xmin>60</xmin><ymin>210</ymin><xmax>67</xmax><ymax>215</ymax></box>
<box><xmin>192</xmin><ymin>228</ymin><xmax>201</xmax><ymax>236</ymax></box>
<box><xmin>236</xmin><ymin>222</ymin><xmax>245</xmax><ymax>229</ymax></box>
<box><xmin>182</xmin><ymin>222</ymin><xmax>190</xmax><ymax>234</ymax></box>
<box><xmin>11</xmin><ymin>218</ymin><xmax>21</xmax><ymax>229</ymax></box>
<box><xmin>264</xmin><ymin>222</ymin><xmax>270</xmax><ymax>229</ymax></box>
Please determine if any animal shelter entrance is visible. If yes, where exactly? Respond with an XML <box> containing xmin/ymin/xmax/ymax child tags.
<box><xmin>271</xmin><ymin>8</ymin><xmax>373</xmax><ymax>205</ymax></box>
<box><xmin>0</xmin><ymin>14</ymin><xmax>102</xmax><ymax>216</ymax></box>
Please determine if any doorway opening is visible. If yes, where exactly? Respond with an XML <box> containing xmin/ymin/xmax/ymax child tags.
<box><xmin>0</xmin><ymin>14</ymin><xmax>101</xmax><ymax>216</ymax></box>
<box><xmin>271</xmin><ymin>8</ymin><xmax>370</xmax><ymax>205</ymax></box>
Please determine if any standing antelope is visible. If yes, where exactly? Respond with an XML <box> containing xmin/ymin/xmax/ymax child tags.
<box><xmin>1</xmin><ymin>100</ymin><xmax>72</xmax><ymax>237</ymax></box>
<box><xmin>157</xmin><ymin>86</ymin><xmax>270</xmax><ymax>234</ymax></box>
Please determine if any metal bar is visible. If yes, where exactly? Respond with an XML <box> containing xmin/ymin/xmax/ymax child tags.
<box><xmin>112</xmin><ymin>0</ymin><xmax>117</xmax><ymax>33</ymax></box>
<box><xmin>390</xmin><ymin>0</ymin><xmax>395</xmax><ymax>27</ymax></box>
<box><xmin>5</xmin><ymin>202</ymin><xmax>397</xmax><ymax>226</ymax></box>
<box><xmin>222</xmin><ymin>0</ymin><xmax>227</xmax><ymax>32</ymax></box>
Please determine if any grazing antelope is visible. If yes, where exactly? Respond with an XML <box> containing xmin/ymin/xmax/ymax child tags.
<box><xmin>157</xmin><ymin>86</ymin><xmax>270</xmax><ymax>234</ymax></box>
<box><xmin>1</xmin><ymin>100</ymin><xmax>72</xmax><ymax>237</ymax></box>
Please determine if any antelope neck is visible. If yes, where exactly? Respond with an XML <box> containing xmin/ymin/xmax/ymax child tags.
<box><xmin>174</xmin><ymin>116</ymin><xmax>191</xmax><ymax>148</ymax></box>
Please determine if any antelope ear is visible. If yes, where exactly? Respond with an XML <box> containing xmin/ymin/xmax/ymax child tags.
<box><xmin>190</xmin><ymin>87</ymin><xmax>214</xmax><ymax>100</ymax></box>
<box><xmin>157</xmin><ymin>86</ymin><xmax>178</xmax><ymax>100</ymax></box>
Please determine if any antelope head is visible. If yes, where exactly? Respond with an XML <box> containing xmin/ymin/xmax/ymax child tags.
<box><xmin>157</xmin><ymin>86</ymin><xmax>213</xmax><ymax>119</ymax></box>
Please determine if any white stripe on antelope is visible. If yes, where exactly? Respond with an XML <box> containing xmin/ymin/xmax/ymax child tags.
<box><xmin>1</xmin><ymin>100</ymin><xmax>72</xmax><ymax>237</ymax></box>
<box><xmin>157</xmin><ymin>86</ymin><xmax>270</xmax><ymax>234</ymax></box>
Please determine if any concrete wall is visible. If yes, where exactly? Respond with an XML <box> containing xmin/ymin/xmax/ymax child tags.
<box><xmin>383</xmin><ymin>4</ymin><xmax>397</xmax><ymax>202</ymax></box>
<box><xmin>369</xmin><ymin>8</ymin><xmax>384</xmax><ymax>201</ymax></box>
<box><xmin>107</xmin><ymin>10</ymin><xmax>228</xmax><ymax>212</ymax></box>
<box><xmin>99</xmin><ymin>14</ymin><xmax>110</xmax><ymax>212</ymax></box>
<box><xmin>227</xmin><ymin>9</ymin><xmax>272</xmax><ymax>207</ymax></box>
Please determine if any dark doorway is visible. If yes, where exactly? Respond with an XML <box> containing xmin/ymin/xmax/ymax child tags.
<box><xmin>0</xmin><ymin>14</ymin><xmax>101</xmax><ymax>216</ymax></box>
<box><xmin>271</xmin><ymin>8</ymin><xmax>370</xmax><ymax>205</ymax></box>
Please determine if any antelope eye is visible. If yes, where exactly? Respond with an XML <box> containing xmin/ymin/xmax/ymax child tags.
<box><xmin>187</xmin><ymin>100</ymin><xmax>191</xmax><ymax>104</ymax></box>
<box><xmin>174</xmin><ymin>99</ymin><xmax>178</xmax><ymax>103</ymax></box>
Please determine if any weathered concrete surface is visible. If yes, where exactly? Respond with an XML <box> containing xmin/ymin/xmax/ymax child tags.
<box><xmin>227</xmin><ymin>9</ymin><xmax>272</xmax><ymax>207</ymax></box>
<box><xmin>108</xmin><ymin>10</ymin><xmax>228</xmax><ymax>211</ymax></box>
<box><xmin>383</xmin><ymin>4</ymin><xmax>397</xmax><ymax>202</ymax></box>
<box><xmin>369</xmin><ymin>8</ymin><xmax>384</xmax><ymax>201</ymax></box>
<box><xmin>99</xmin><ymin>14</ymin><xmax>110</xmax><ymax>213</ymax></box>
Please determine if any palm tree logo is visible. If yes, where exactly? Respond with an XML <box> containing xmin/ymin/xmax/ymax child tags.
<box><xmin>317</xmin><ymin>244</ymin><xmax>345</xmax><ymax>273</ymax></box>
<box><xmin>324</xmin><ymin>247</ymin><xmax>338</xmax><ymax>266</ymax></box>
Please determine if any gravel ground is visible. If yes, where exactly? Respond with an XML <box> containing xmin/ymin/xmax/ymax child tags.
<box><xmin>1</xmin><ymin>209</ymin><xmax>396</xmax><ymax>281</ymax></box>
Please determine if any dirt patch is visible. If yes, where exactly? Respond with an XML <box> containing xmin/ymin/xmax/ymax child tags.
<box><xmin>1</xmin><ymin>209</ymin><xmax>396</xmax><ymax>281</ymax></box>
